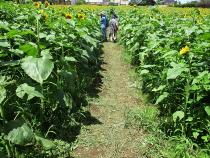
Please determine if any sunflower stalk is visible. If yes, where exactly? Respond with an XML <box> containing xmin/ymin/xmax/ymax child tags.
<box><xmin>36</xmin><ymin>17</ymin><xmax>40</xmax><ymax>56</ymax></box>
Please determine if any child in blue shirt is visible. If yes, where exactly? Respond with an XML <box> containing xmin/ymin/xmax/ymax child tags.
<box><xmin>100</xmin><ymin>11</ymin><xmax>108</xmax><ymax>42</ymax></box>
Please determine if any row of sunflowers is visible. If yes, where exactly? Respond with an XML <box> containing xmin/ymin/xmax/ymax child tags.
<box><xmin>0</xmin><ymin>1</ymin><xmax>102</xmax><ymax>158</ymax></box>
<box><xmin>119</xmin><ymin>7</ymin><xmax>210</xmax><ymax>153</ymax></box>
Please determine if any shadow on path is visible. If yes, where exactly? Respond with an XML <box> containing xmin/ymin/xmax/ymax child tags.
<box><xmin>72</xmin><ymin>42</ymin><xmax>145</xmax><ymax>158</ymax></box>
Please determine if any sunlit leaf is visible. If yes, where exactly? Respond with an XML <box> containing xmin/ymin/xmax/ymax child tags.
<box><xmin>140</xmin><ymin>69</ymin><xmax>149</xmax><ymax>75</ymax></box>
<box><xmin>204</xmin><ymin>106</ymin><xmax>210</xmax><ymax>116</ymax></box>
<box><xmin>155</xmin><ymin>92</ymin><xmax>169</xmax><ymax>105</ymax></box>
<box><xmin>167</xmin><ymin>62</ymin><xmax>189</xmax><ymax>80</ymax></box>
<box><xmin>19</xmin><ymin>43</ymin><xmax>38</xmax><ymax>57</ymax></box>
<box><xmin>35</xmin><ymin>136</ymin><xmax>56</xmax><ymax>150</ymax></box>
<box><xmin>0</xmin><ymin>87</ymin><xmax>6</xmax><ymax>104</ymax></box>
<box><xmin>152</xmin><ymin>85</ymin><xmax>166</xmax><ymax>92</ymax></box>
<box><xmin>16</xmin><ymin>83</ymin><xmax>44</xmax><ymax>100</ymax></box>
<box><xmin>193</xmin><ymin>132</ymin><xmax>199</xmax><ymax>139</ymax></box>
<box><xmin>21</xmin><ymin>50</ymin><xmax>54</xmax><ymax>84</ymax></box>
<box><xmin>0</xmin><ymin>41</ymin><xmax>10</xmax><ymax>48</ymax></box>
<box><xmin>173</xmin><ymin>111</ymin><xmax>185</xmax><ymax>122</ymax></box>
<box><xmin>7</xmin><ymin>123</ymin><xmax>35</xmax><ymax>146</ymax></box>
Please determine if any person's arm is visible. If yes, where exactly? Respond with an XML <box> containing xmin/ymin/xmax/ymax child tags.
<box><xmin>115</xmin><ymin>20</ymin><xmax>118</xmax><ymax>31</ymax></box>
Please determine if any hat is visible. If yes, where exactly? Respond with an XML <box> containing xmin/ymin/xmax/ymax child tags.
<box><xmin>100</xmin><ymin>11</ymin><xmax>105</xmax><ymax>15</ymax></box>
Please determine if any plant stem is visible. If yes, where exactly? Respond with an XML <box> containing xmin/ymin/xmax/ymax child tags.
<box><xmin>36</xmin><ymin>17</ymin><xmax>40</xmax><ymax>56</ymax></box>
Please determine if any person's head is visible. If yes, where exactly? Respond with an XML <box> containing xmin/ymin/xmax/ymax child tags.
<box><xmin>100</xmin><ymin>11</ymin><xmax>105</xmax><ymax>17</ymax></box>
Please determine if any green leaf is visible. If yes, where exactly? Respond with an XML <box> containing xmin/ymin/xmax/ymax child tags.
<box><xmin>16</xmin><ymin>83</ymin><xmax>44</xmax><ymax>101</ymax></box>
<box><xmin>152</xmin><ymin>85</ymin><xmax>166</xmax><ymax>92</ymax></box>
<box><xmin>0</xmin><ymin>87</ymin><xmax>6</xmax><ymax>104</ymax></box>
<box><xmin>173</xmin><ymin>111</ymin><xmax>185</xmax><ymax>122</ymax></box>
<box><xmin>9</xmin><ymin>49</ymin><xmax>24</xmax><ymax>56</ymax></box>
<box><xmin>35</xmin><ymin>136</ymin><xmax>56</xmax><ymax>150</ymax></box>
<box><xmin>193</xmin><ymin>132</ymin><xmax>199</xmax><ymax>139</ymax></box>
<box><xmin>7</xmin><ymin>30</ymin><xmax>35</xmax><ymax>38</ymax></box>
<box><xmin>162</xmin><ymin>50</ymin><xmax>177</xmax><ymax>58</ymax></box>
<box><xmin>39</xmin><ymin>33</ymin><xmax>47</xmax><ymax>39</ymax></box>
<box><xmin>201</xmin><ymin>136</ymin><xmax>209</xmax><ymax>143</ymax></box>
<box><xmin>64</xmin><ymin>56</ymin><xmax>77</xmax><ymax>62</ymax></box>
<box><xmin>0</xmin><ymin>41</ymin><xmax>10</xmax><ymax>48</ymax></box>
<box><xmin>19</xmin><ymin>43</ymin><xmax>38</xmax><ymax>57</ymax></box>
<box><xmin>130</xmin><ymin>42</ymin><xmax>139</xmax><ymax>52</ymax></box>
<box><xmin>21</xmin><ymin>50</ymin><xmax>54</xmax><ymax>84</ymax></box>
<box><xmin>155</xmin><ymin>92</ymin><xmax>169</xmax><ymax>105</ymax></box>
<box><xmin>198</xmin><ymin>32</ymin><xmax>210</xmax><ymax>41</ymax></box>
<box><xmin>7</xmin><ymin>123</ymin><xmax>35</xmax><ymax>146</ymax></box>
<box><xmin>204</xmin><ymin>106</ymin><xmax>210</xmax><ymax>116</ymax></box>
<box><xmin>167</xmin><ymin>62</ymin><xmax>189</xmax><ymax>80</ymax></box>
<box><xmin>141</xmin><ymin>65</ymin><xmax>156</xmax><ymax>68</ymax></box>
<box><xmin>186</xmin><ymin>117</ymin><xmax>193</xmax><ymax>122</ymax></box>
<box><xmin>140</xmin><ymin>69</ymin><xmax>149</xmax><ymax>75</ymax></box>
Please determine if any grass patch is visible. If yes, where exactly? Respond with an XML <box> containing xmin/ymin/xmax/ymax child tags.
<box><xmin>125</xmin><ymin>106</ymin><xmax>159</xmax><ymax>132</ymax></box>
<box><xmin>139</xmin><ymin>134</ymin><xmax>210</xmax><ymax>158</ymax></box>
<box><xmin>124</xmin><ymin>106</ymin><xmax>210</xmax><ymax>157</ymax></box>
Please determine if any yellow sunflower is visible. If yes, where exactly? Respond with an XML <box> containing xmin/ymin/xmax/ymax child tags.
<box><xmin>65</xmin><ymin>13</ymin><xmax>73</xmax><ymax>19</ymax></box>
<box><xmin>45</xmin><ymin>1</ymin><xmax>50</xmax><ymax>8</ymax></box>
<box><xmin>78</xmin><ymin>13</ymin><xmax>85</xmax><ymax>20</ymax></box>
<box><xmin>34</xmin><ymin>2</ymin><xmax>41</xmax><ymax>8</ymax></box>
<box><xmin>179</xmin><ymin>46</ymin><xmax>190</xmax><ymax>55</ymax></box>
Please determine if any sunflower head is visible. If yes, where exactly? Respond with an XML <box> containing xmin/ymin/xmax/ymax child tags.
<box><xmin>45</xmin><ymin>1</ymin><xmax>50</xmax><ymax>8</ymax></box>
<box><xmin>65</xmin><ymin>13</ymin><xmax>73</xmax><ymax>19</ymax></box>
<box><xmin>179</xmin><ymin>46</ymin><xmax>190</xmax><ymax>55</ymax></box>
<box><xmin>34</xmin><ymin>2</ymin><xmax>41</xmax><ymax>8</ymax></box>
<box><xmin>78</xmin><ymin>13</ymin><xmax>85</xmax><ymax>20</ymax></box>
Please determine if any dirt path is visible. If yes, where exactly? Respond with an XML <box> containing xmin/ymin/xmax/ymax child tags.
<box><xmin>73</xmin><ymin>42</ymin><xmax>146</xmax><ymax>158</ymax></box>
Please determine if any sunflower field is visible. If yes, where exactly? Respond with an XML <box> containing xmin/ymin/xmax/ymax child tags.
<box><xmin>0</xmin><ymin>2</ymin><xmax>102</xmax><ymax>157</ymax></box>
<box><xmin>119</xmin><ymin>7</ymin><xmax>210</xmax><ymax>149</ymax></box>
<box><xmin>0</xmin><ymin>1</ymin><xmax>210</xmax><ymax>157</ymax></box>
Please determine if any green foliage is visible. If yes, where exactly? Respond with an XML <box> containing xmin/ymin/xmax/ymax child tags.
<box><xmin>119</xmin><ymin>7</ymin><xmax>210</xmax><ymax>150</ymax></box>
<box><xmin>125</xmin><ymin>106</ymin><xmax>159</xmax><ymax>132</ymax></box>
<box><xmin>0</xmin><ymin>2</ymin><xmax>101</xmax><ymax>157</ymax></box>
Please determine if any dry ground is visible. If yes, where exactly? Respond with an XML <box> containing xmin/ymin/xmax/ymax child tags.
<box><xmin>73</xmin><ymin>42</ymin><xmax>147</xmax><ymax>158</ymax></box>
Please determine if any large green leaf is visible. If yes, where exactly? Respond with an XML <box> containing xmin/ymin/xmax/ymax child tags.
<box><xmin>173</xmin><ymin>111</ymin><xmax>185</xmax><ymax>122</ymax></box>
<box><xmin>19</xmin><ymin>43</ymin><xmax>38</xmax><ymax>57</ymax></box>
<box><xmin>21</xmin><ymin>50</ymin><xmax>54</xmax><ymax>84</ymax></box>
<box><xmin>140</xmin><ymin>69</ymin><xmax>149</xmax><ymax>75</ymax></box>
<box><xmin>7</xmin><ymin>29</ymin><xmax>35</xmax><ymax>38</ymax></box>
<box><xmin>35</xmin><ymin>136</ymin><xmax>56</xmax><ymax>150</ymax></box>
<box><xmin>7</xmin><ymin>123</ymin><xmax>35</xmax><ymax>146</ymax></box>
<box><xmin>167</xmin><ymin>62</ymin><xmax>189</xmax><ymax>80</ymax></box>
<box><xmin>204</xmin><ymin>106</ymin><xmax>210</xmax><ymax>116</ymax></box>
<box><xmin>155</xmin><ymin>92</ymin><xmax>169</xmax><ymax>105</ymax></box>
<box><xmin>130</xmin><ymin>42</ymin><xmax>139</xmax><ymax>52</ymax></box>
<box><xmin>16</xmin><ymin>83</ymin><xmax>44</xmax><ymax>100</ymax></box>
<box><xmin>0</xmin><ymin>87</ymin><xmax>6</xmax><ymax>104</ymax></box>
<box><xmin>0</xmin><ymin>41</ymin><xmax>10</xmax><ymax>48</ymax></box>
